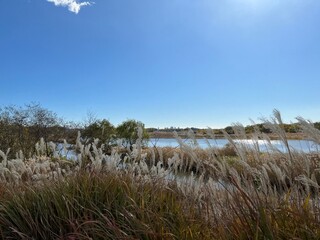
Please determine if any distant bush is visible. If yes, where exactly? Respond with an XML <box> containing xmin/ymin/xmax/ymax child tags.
<box><xmin>245</xmin><ymin>124</ymin><xmax>272</xmax><ymax>134</ymax></box>
<box><xmin>116</xmin><ymin>119</ymin><xmax>149</xmax><ymax>149</ymax></box>
<box><xmin>314</xmin><ymin>122</ymin><xmax>320</xmax><ymax>130</ymax></box>
<box><xmin>224</xmin><ymin>126</ymin><xmax>234</xmax><ymax>134</ymax></box>
<box><xmin>82</xmin><ymin>119</ymin><xmax>115</xmax><ymax>152</ymax></box>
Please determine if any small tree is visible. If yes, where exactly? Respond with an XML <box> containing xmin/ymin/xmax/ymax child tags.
<box><xmin>28</xmin><ymin>103</ymin><xmax>61</xmax><ymax>142</ymax></box>
<box><xmin>314</xmin><ymin>122</ymin><xmax>320</xmax><ymax>130</ymax></box>
<box><xmin>224</xmin><ymin>126</ymin><xmax>234</xmax><ymax>135</ymax></box>
<box><xmin>116</xmin><ymin>120</ymin><xmax>149</xmax><ymax>149</ymax></box>
<box><xmin>82</xmin><ymin>119</ymin><xmax>115</xmax><ymax>152</ymax></box>
<box><xmin>0</xmin><ymin>103</ymin><xmax>62</xmax><ymax>157</ymax></box>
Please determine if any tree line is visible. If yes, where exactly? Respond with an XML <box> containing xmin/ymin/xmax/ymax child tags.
<box><xmin>223</xmin><ymin>122</ymin><xmax>320</xmax><ymax>135</ymax></box>
<box><xmin>0</xmin><ymin>103</ymin><xmax>148</xmax><ymax>158</ymax></box>
<box><xmin>147</xmin><ymin>123</ymin><xmax>320</xmax><ymax>136</ymax></box>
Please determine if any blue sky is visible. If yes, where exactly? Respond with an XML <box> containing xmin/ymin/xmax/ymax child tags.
<box><xmin>1</xmin><ymin>0</ymin><xmax>320</xmax><ymax>128</ymax></box>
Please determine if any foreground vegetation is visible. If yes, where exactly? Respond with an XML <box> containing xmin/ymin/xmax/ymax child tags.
<box><xmin>0</xmin><ymin>173</ymin><xmax>213</xmax><ymax>239</ymax></box>
<box><xmin>0</xmin><ymin>109</ymin><xmax>320</xmax><ymax>239</ymax></box>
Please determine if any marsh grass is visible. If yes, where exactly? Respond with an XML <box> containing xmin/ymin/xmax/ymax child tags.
<box><xmin>0</xmin><ymin>110</ymin><xmax>320</xmax><ymax>239</ymax></box>
<box><xmin>0</xmin><ymin>172</ymin><xmax>212</xmax><ymax>239</ymax></box>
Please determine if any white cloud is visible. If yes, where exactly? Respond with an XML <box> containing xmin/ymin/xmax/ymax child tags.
<box><xmin>47</xmin><ymin>0</ymin><xmax>93</xmax><ymax>14</ymax></box>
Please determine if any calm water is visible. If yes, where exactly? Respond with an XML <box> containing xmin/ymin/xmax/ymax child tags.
<box><xmin>148</xmin><ymin>138</ymin><xmax>320</xmax><ymax>153</ymax></box>
<box><xmin>57</xmin><ymin>138</ymin><xmax>320</xmax><ymax>160</ymax></box>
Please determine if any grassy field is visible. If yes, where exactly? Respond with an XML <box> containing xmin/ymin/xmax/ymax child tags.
<box><xmin>0</xmin><ymin>110</ymin><xmax>320</xmax><ymax>239</ymax></box>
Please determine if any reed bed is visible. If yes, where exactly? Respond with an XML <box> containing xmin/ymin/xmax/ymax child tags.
<box><xmin>0</xmin><ymin>110</ymin><xmax>320</xmax><ymax>239</ymax></box>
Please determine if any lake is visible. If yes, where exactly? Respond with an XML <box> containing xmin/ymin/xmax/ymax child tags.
<box><xmin>148</xmin><ymin>138</ymin><xmax>320</xmax><ymax>153</ymax></box>
<box><xmin>57</xmin><ymin>138</ymin><xmax>320</xmax><ymax>160</ymax></box>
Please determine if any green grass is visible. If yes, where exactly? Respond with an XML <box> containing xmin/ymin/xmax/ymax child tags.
<box><xmin>0</xmin><ymin>172</ymin><xmax>213</xmax><ymax>239</ymax></box>
<box><xmin>1</xmin><ymin>171</ymin><xmax>319</xmax><ymax>239</ymax></box>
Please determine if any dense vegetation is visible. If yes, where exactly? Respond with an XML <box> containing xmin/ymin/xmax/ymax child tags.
<box><xmin>1</xmin><ymin>106</ymin><xmax>320</xmax><ymax>239</ymax></box>
<box><xmin>0</xmin><ymin>104</ymin><xmax>149</xmax><ymax>158</ymax></box>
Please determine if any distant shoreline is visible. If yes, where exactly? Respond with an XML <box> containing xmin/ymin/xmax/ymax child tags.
<box><xmin>148</xmin><ymin>131</ymin><xmax>307</xmax><ymax>140</ymax></box>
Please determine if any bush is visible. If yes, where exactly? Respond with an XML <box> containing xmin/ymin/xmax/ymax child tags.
<box><xmin>82</xmin><ymin>119</ymin><xmax>115</xmax><ymax>152</ymax></box>
<box><xmin>116</xmin><ymin>119</ymin><xmax>149</xmax><ymax>149</ymax></box>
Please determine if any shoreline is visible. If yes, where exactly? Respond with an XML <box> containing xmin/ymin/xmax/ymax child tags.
<box><xmin>149</xmin><ymin>132</ymin><xmax>307</xmax><ymax>140</ymax></box>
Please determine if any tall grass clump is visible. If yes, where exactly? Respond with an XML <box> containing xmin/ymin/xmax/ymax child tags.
<box><xmin>0</xmin><ymin>172</ymin><xmax>213</xmax><ymax>239</ymax></box>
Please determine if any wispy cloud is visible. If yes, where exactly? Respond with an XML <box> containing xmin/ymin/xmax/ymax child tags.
<box><xmin>47</xmin><ymin>0</ymin><xmax>93</xmax><ymax>14</ymax></box>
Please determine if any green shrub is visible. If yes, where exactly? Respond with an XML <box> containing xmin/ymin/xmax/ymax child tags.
<box><xmin>116</xmin><ymin>119</ymin><xmax>149</xmax><ymax>149</ymax></box>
